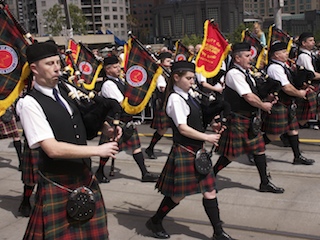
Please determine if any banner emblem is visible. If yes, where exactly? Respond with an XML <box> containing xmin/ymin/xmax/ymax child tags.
<box><xmin>175</xmin><ymin>53</ymin><xmax>187</xmax><ymax>61</ymax></box>
<box><xmin>126</xmin><ymin>65</ymin><xmax>147</xmax><ymax>87</ymax></box>
<box><xmin>78</xmin><ymin>61</ymin><xmax>93</xmax><ymax>75</ymax></box>
<box><xmin>250</xmin><ymin>46</ymin><xmax>257</xmax><ymax>59</ymax></box>
<box><xmin>0</xmin><ymin>45</ymin><xmax>18</xmax><ymax>74</ymax></box>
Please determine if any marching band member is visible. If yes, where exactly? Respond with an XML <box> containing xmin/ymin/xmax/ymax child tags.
<box><xmin>265</xmin><ymin>41</ymin><xmax>315</xmax><ymax>165</ymax></box>
<box><xmin>145</xmin><ymin>52</ymin><xmax>172</xmax><ymax>159</ymax></box>
<box><xmin>96</xmin><ymin>54</ymin><xmax>159</xmax><ymax>183</ymax></box>
<box><xmin>213</xmin><ymin>42</ymin><xmax>284</xmax><ymax>194</ymax></box>
<box><xmin>146</xmin><ymin>61</ymin><xmax>232</xmax><ymax>240</ymax></box>
<box><xmin>17</xmin><ymin>41</ymin><xmax>121</xmax><ymax>239</ymax></box>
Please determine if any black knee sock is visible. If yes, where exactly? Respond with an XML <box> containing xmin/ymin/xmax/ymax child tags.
<box><xmin>148</xmin><ymin>131</ymin><xmax>163</xmax><ymax>150</ymax></box>
<box><xmin>254</xmin><ymin>154</ymin><xmax>269</xmax><ymax>185</ymax></box>
<box><xmin>151</xmin><ymin>196</ymin><xmax>179</xmax><ymax>224</ymax></box>
<box><xmin>287</xmin><ymin>134</ymin><xmax>300</xmax><ymax>158</ymax></box>
<box><xmin>133</xmin><ymin>152</ymin><xmax>148</xmax><ymax>176</ymax></box>
<box><xmin>97</xmin><ymin>157</ymin><xmax>109</xmax><ymax>174</ymax></box>
<box><xmin>203</xmin><ymin>198</ymin><xmax>223</xmax><ymax>236</ymax></box>
<box><xmin>213</xmin><ymin>156</ymin><xmax>231</xmax><ymax>175</ymax></box>
<box><xmin>263</xmin><ymin>133</ymin><xmax>271</xmax><ymax>145</ymax></box>
<box><xmin>22</xmin><ymin>185</ymin><xmax>34</xmax><ymax>203</ymax></box>
<box><xmin>13</xmin><ymin>140</ymin><xmax>22</xmax><ymax>164</ymax></box>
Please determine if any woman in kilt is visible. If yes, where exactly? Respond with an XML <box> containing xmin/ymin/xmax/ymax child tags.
<box><xmin>17</xmin><ymin>41</ymin><xmax>120</xmax><ymax>240</ymax></box>
<box><xmin>145</xmin><ymin>61</ymin><xmax>233</xmax><ymax>240</ymax></box>
<box><xmin>213</xmin><ymin>42</ymin><xmax>284</xmax><ymax>194</ymax></box>
<box><xmin>265</xmin><ymin>41</ymin><xmax>314</xmax><ymax>165</ymax></box>
<box><xmin>145</xmin><ymin>52</ymin><xmax>172</xmax><ymax>159</ymax></box>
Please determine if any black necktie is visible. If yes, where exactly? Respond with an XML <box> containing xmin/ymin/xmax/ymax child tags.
<box><xmin>53</xmin><ymin>88</ymin><xmax>67</xmax><ymax>110</ymax></box>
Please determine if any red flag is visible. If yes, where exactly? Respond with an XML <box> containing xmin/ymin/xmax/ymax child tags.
<box><xmin>174</xmin><ymin>40</ymin><xmax>194</xmax><ymax>62</ymax></box>
<box><xmin>241</xmin><ymin>29</ymin><xmax>267</xmax><ymax>68</ymax></box>
<box><xmin>0</xmin><ymin>7</ymin><xmax>30</xmax><ymax>116</ymax></box>
<box><xmin>74</xmin><ymin>42</ymin><xmax>103</xmax><ymax>90</ymax></box>
<box><xmin>122</xmin><ymin>37</ymin><xmax>162</xmax><ymax>114</ymax></box>
<box><xmin>195</xmin><ymin>20</ymin><xmax>231</xmax><ymax>78</ymax></box>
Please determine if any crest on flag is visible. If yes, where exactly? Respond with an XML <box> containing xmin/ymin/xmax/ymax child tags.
<box><xmin>74</xmin><ymin>42</ymin><xmax>103</xmax><ymax>90</ymax></box>
<box><xmin>0</xmin><ymin>7</ymin><xmax>30</xmax><ymax>116</ymax></box>
<box><xmin>241</xmin><ymin>29</ymin><xmax>267</xmax><ymax>68</ymax></box>
<box><xmin>122</xmin><ymin>37</ymin><xmax>162</xmax><ymax>114</ymax></box>
<box><xmin>267</xmin><ymin>24</ymin><xmax>293</xmax><ymax>53</ymax></box>
<box><xmin>174</xmin><ymin>40</ymin><xmax>194</xmax><ymax>62</ymax></box>
<box><xmin>195</xmin><ymin>20</ymin><xmax>231</xmax><ymax>78</ymax></box>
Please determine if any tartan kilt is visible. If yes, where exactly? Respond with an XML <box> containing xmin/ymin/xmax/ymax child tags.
<box><xmin>156</xmin><ymin>145</ymin><xmax>216</xmax><ymax>197</ymax></box>
<box><xmin>0</xmin><ymin>115</ymin><xmax>20</xmax><ymax>139</ymax></box>
<box><xmin>21</xmin><ymin>141</ymin><xmax>39</xmax><ymax>185</ymax></box>
<box><xmin>150</xmin><ymin>108</ymin><xmax>171</xmax><ymax>130</ymax></box>
<box><xmin>262</xmin><ymin>103</ymin><xmax>288</xmax><ymax>135</ymax></box>
<box><xmin>99</xmin><ymin>127</ymin><xmax>141</xmax><ymax>152</ymax></box>
<box><xmin>216</xmin><ymin>115</ymin><xmax>265</xmax><ymax>159</ymax></box>
<box><xmin>295</xmin><ymin>91</ymin><xmax>317</xmax><ymax>121</ymax></box>
<box><xmin>23</xmin><ymin>170</ymin><xmax>108</xmax><ymax>240</ymax></box>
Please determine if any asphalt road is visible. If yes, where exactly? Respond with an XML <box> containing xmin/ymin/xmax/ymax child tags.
<box><xmin>0</xmin><ymin>123</ymin><xmax>320</xmax><ymax>240</ymax></box>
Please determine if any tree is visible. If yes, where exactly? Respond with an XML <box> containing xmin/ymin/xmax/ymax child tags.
<box><xmin>43</xmin><ymin>4</ymin><xmax>87</xmax><ymax>36</ymax></box>
<box><xmin>181</xmin><ymin>34</ymin><xmax>203</xmax><ymax>47</ymax></box>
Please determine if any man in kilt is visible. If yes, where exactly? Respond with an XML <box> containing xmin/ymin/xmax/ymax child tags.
<box><xmin>145</xmin><ymin>52</ymin><xmax>172</xmax><ymax>159</ymax></box>
<box><xmin>95</xmin><ymin>54</ymin><xmax>158</xmax><ymax>183</ymax></box>
<box><xmin>295</xmin><ymin>32</ymin><xmax>320</xmax><ymax>129</ymax></box>
<box><xmin>214</xmin><ymin>42</ymin><xmax>284</xmax><ymax>194</ymax></box>
<box><xmin>265</xmin><ymin>41</ymin><xmax>315</xmax><ymax>165</ymax></box>
<box><xmin>146</xmin><ymin>61</ymin><xmax>233</xmax><ymax>240</ymax></box>
<box><xmin>17</xmin><ymin>42</ymin><xmax>120</xmax><ymax>240</ymax></box>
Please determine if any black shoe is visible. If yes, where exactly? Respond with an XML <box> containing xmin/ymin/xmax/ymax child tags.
<box><xmin>259</xmin><ymin>182</ymin><xmax>284</xmax><ymax>194</ymax></box>
<box><xmin>247</xmin><ymin>153</ymin><xmax>254</xmax><ymax>164</ymax></box>
<box><xmin>95</xmin><ymin>172</ymin><xmax>110</xmax><ymax>183</ymax></box>
<box><xmin>212</xmin><ymin>231</ymin><xmax>233</xmax><ymax>240</ymax></box>
<box><xmin>280</xmin><ymin>134</ymin><xmax>290</xmax><ymax>147</ymax></box>
<box><xmin>145</xmin><ymin>148</ymin><xmax>157</xmax><ymax>159</ymax></box>
<box><xmin>293</xmin><ymin>155</ymin><xmax>315</xmax><ymax>165</ymax></box>
<box><xmin>146</xmin><ymin>218</ymin><xmax>170</xmax><ymax>239</ymax></box>
<box><xmin>142</xmin><ymin>172</ymin><xmax>159</xmax><ymax>182</ymax></box>
<box><xmin>18</xmin><ymin>201</ymin><xmax>31</xmax><ymax>217</ymax></box>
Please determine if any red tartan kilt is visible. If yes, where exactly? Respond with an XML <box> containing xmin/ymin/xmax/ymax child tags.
<box><xmin>119</xmin><ymin>127</ymin><xmax>141</xmax><ymax>152</ymax></box>
<box><xmin>150</xmin><ymin>108</ymin><xmax>171</xmax><ymax>130</ymax></box>
<box><xmin>296</xmin><ymin>91</ymin><xmax>317</xmax><ymax>121</ymax></box>
<box><xmin>156</xmin><ymin>145</ymin><xmax>216</xmax><ymax>197</ymax></box>
<box><xmin>0</xmin><ymin>115</ymin><xmax>20</xmax><ymax>139</ymax></box>
<box><xmin>21</xmin><ymin>141</ymin><xmax>39</xmax><ymax>185</ymax></box>
<box><xmin>262</xmin><ymin>103</ymin><xmax>288</xmax><ymax>135</ymax></box>
<box><xmin>23</xmin><ymin>170</ymin><xmax>108</xmax><ymax>240</ymax></box>
<box><xmin>216</xmin><ymin>115</ymin><xmax>265</xmax><ymax>158</ymax></box>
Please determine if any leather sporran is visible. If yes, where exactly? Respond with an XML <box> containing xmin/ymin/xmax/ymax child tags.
<box><xmin>194</xmin><ymin>148</ymin><xmax>212</xmax><ymax>175</ymax></box>
<box><xmin>248</xmin><ymin>116</ymin><xmax>262</xmax><ymax>139</ymax></box>
<box><xmin>1</xmin><ymin>109</ymin><xmax>13</xmax><ymax>123</ymax></box>
<box><xmin>66</xmin><ymin>186</ymin><xmax>96</xmax><ymax>221</ymax></box>
<box><xmin>288</xmin><ymin>102</ymin><xmax>297</xmax><ymax>123</ymax></box>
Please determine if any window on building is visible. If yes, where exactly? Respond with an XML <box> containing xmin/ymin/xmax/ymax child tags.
<box><xmin>104</xmin><ymin>7</ymin><xmax>109</xmax><ymax>11</ymax></box>
<box><xmin>113</xmin><ymin>15</ymin><xmax>118</xmax><ymax>20</ymax></box>
<box><xmin>112</xmin><ymin>0</ymin><xmax>117</xmax><ymax>3</ymax></box>
<box><xmin>120</xmin><ymin>15</ymin><xmax>124</xmax><ymax>20</ymax></box>
<box><xmin>163</xmin><ymin>17</ymin><xmax>171</xmax><ymax>36</ymax></box>
<box><xmin>186</xmin><ymin>14</ymin><xmax>195</xmax><ymax>34</ymax></box>
<box><xmin>112</xmin><ymin>7</ymin><xmax>117</xmax><ymax>12</ymax></box>
<box><xmin>104</xmin><ymin>15</ymin><xmax>110</xmax><ymax>20</ymax></box>
<box><xmin>121</xmin><ymin>23</ymin><xmax>124</xmax><ymax>27</ymax></box>
<box><xmin>174</xmin><ymin>13</ymin><xmax>182</xmax><ymax>35</ymax></box>
<box><xmin>208</xmin><ymin>8</ymin><xmax>218</xmax><ymax>21</ymax></box>
<box><xmin>114</xmin><ymin>23</ymin><xmax>119</xmax><ymax>28</ymax></box>
<box><xmin>120</xmin><ymin>7</ymin><xmax>123</xmax><ymax>12</ymax></box>
<box><xmin>41</xmin><ymin>1</ymin><xmax>46</xmax><ymax>7</ymax></box>
<box><xmin>105</xmin><ymin>23</ymin><xmax>111</xmax><ymax>28</ymax></box>
<box><xmin>103</xmin><ymin>0</ymin><xmax>109</xmax><ymax>3</ymax></box>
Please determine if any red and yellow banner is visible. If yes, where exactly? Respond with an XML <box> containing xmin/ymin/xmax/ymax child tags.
<box><xmin>195</xmin><ymin>20</ymin><xmax>231</xmax><ymax>78</ymax></box>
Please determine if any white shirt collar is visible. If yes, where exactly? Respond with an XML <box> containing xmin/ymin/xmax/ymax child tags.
<box><xmin>34</xmin><ymin>82</ymin><xmax>57</xmax><ymax>100</ymax></box>
<box><xmin>173</xmin><ymin>85</ymin><xmax>189</xmax><ymax>99</ymax></box>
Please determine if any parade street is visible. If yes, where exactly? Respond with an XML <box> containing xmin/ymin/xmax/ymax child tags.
<box><xmin>0</xmin><ymin>123</ymin><xmax>319</xmax><ymax>240</ymax></box>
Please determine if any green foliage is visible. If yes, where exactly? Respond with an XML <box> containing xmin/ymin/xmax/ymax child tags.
<box><xmin>43</xmin><ymin>4</ymin><xmax>87</xmax><ymax>36</ymax></box>
<box><xmin>226</xmin><ymin>23</ymin><xmax>253</xmax><ymax>44</ymax></box>
<box><xmin>180</xmin><ymin>34</ymin><xmax>203</xmax><ymax>47</ymax></box>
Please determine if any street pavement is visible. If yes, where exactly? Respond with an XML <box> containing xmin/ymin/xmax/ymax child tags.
<box><xmin>0</xmin><ymin>123</ymin><xmax>320</xmax><ymax>240</ymax></box>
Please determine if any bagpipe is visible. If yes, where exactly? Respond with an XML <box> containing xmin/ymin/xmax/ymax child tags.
<box><xmin>250</xmin><ymin>65</ymin><xmax>282</xmax><ymax>100</ymax></box>
<box><xmin>59</xmin><ymin>51</ymin><xmax>122</xmax><ymax>140</ymax></box>
<box><xmin>291</xmin><ymin>64</ymin><xmax>315</xmax><ymax>89</ymax></box>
